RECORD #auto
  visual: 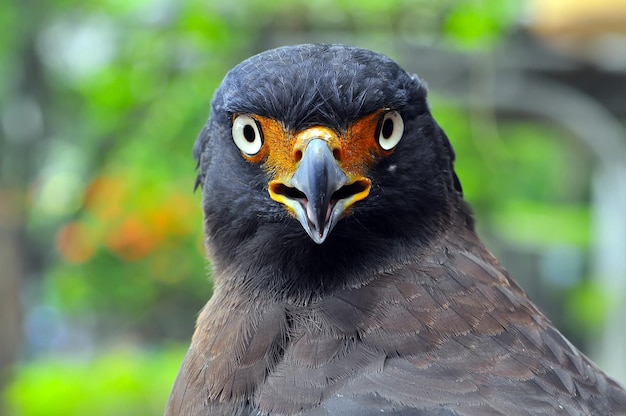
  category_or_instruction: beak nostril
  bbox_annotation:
[332,148,342,162]
[294,149,303,163]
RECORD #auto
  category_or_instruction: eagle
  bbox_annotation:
[165,44,626,415]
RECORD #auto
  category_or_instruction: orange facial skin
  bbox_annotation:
[233,109,393,242]
[236,109,391,184]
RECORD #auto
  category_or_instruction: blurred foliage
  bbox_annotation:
[1,0,612,414]
[3,0,527,346]
[563,280,610,335]
[4,346,185,416]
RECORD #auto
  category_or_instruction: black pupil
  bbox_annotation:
[381,118,394,139]
[243,124,256,143]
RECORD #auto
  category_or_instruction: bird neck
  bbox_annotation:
[186,219,504,410]
[205,203,474,305]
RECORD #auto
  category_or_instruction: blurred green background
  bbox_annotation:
[2,0,626,414]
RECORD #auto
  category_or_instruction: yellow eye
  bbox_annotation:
[377,111,404,151]
[232,115,263,156]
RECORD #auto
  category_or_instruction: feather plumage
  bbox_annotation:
[166,44,626,415]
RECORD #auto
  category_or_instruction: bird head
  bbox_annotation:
[194,44,469,281]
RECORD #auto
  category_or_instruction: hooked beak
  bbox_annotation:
[269,138,370,244]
